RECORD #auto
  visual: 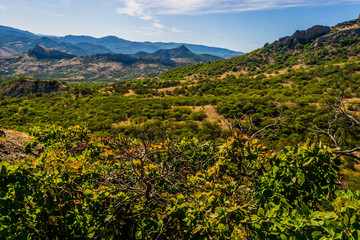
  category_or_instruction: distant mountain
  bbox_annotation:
[0,45,217,82]
[59,35,243,58]
[0,25,38,41]
[0,33,112,57]
[132,45,223,63]
[0,25,243,58]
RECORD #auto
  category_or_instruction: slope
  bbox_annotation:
[159,18,360,80]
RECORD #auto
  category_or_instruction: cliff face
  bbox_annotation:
[277,25,331,47]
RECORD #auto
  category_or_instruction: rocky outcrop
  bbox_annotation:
[293,25,331,41]
[278,25,331,47]
[28,45,76,59]
[314,28,360,47]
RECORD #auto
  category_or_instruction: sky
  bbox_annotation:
[0,0,359,52]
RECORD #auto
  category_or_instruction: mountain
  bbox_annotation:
[0,46,188,82]
[132,45,223,63]
[59,35,244,58]
[0,45,226,82]
[0,25,243,58]
[159,18,360,79]
[0,25,38,41]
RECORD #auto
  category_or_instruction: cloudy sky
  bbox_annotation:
[0,0,359,52]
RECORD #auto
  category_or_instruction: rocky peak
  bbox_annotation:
[28,45,76,59]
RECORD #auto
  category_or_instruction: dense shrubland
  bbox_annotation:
[1,125,359,239]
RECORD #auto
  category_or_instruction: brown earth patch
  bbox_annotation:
[0,129,33,162]
[190,105,230,130]
[124,90,135,96]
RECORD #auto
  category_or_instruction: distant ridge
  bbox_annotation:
[0,25,244,58]
[132,45,223,63]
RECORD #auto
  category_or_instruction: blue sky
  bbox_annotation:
[0,0,359,52]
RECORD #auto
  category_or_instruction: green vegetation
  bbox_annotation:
[1,18,360,239]
[1,126,359,239]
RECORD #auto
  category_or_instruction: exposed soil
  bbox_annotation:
[0,129,33,162]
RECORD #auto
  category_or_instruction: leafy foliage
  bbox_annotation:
[1,126,359,239]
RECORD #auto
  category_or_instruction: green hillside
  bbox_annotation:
[1,18,360,239]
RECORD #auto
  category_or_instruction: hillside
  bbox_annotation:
[0,78,67,98]
[0,25,243,58]
[1,17,360,240]
[159,18,360,80]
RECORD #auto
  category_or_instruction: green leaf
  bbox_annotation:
[216,207,225,216]
[105,215,113,222]
[208,195,216,205]
[84,189,92,196]
[258,207,264,216]
[344,213,349,226]
[280,234,288,240]
[303,157,314,166]
[177,194,185,204]
[218,223,227,232]
[297,172,305,185]
[311,231,323,240]
[350,215,356,225]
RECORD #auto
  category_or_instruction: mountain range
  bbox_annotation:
[0,44,220,82]
[0,25,244,58]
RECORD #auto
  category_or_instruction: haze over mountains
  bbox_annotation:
[0,25,244,59]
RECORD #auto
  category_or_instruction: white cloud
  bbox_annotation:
[115,0,360,19]
[153,22,165,29]
[116,0,154,20]
[0,4,6,10]
[172,26,187,33]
